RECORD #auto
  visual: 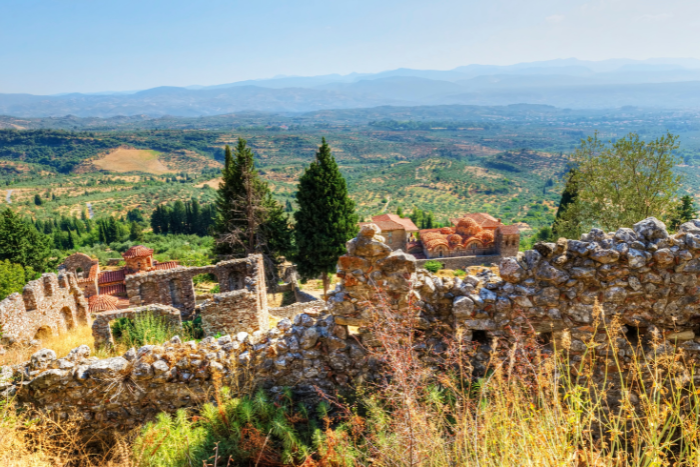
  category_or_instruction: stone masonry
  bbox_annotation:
[12,217,700,430]
[125,255,267,319]
[92,304,183,348]
[0,272,90,345]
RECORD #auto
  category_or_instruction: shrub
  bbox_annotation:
[110,313,179,348]
[423,260,442,273]
[454,269,466,277]
[133,388,361,466]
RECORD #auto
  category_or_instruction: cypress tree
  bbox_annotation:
[66,230,75,250]
[294,138,358,294]
[552,168,581,238]
[170,201,187,234]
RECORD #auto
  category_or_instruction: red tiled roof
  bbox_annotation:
[153,261,179,271]
[122,245,154,259]
[77,263,99,284]
[88,294,119,313]
[500,225,521,235]
[451,213,502,228]
[98,269,126,284]
[99,283,127,296]
[371,214,419,232]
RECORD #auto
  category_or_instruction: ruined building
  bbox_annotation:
[0,273,90,344]
[360,214,419,251]
[409,212,520,267]
[60,246,179,312]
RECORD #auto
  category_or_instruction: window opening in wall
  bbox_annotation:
[193,273,219,295]
[471,330,489,345]
[625,325,648,348]
[34,326,52,340]
[61,306,75,330]
[169,280,182,306]
[536,331,552,347]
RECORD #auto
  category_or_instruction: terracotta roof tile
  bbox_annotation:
[500,225,521,235]
[98,269,126,284]
[88,294,119,313]
[153,261,179,271]
[371,214,419,232]
[99,283,127,296]
[122,245,154,259]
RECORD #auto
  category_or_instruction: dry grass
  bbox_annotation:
[195,177,222,189]
[0,325,117,367]
[92,148,171,175]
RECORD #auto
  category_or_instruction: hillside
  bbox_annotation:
[1,104,699,233]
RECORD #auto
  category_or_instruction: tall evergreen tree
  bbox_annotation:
[552,168,581,238]
[294,138,358,294]
[129,221,144,241]
[214,140,293,263]
[669,195,697,230]
[0,209,52,272]
[170,200,187,234]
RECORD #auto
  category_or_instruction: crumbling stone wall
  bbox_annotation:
[125,255,267,319]
[12,217,700,430]
[91,304,183,348]
[0,273,90,345]
[1,310,366,430]
[199,289,268,337]
[329,218,700,372]
[269,300,327,320]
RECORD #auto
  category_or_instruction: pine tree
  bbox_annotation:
[669,195,697,230]
[0,209,52,272]
[214,140,293,262]
[0,260,28,300]
[294,138,358,294]
[129,221,143,241]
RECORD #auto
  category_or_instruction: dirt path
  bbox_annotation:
[86,202,94,219]
[6,190,12,204]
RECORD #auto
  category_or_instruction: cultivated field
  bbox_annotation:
[92,148,171,174]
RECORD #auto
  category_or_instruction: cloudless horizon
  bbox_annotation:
[2,0,700,95]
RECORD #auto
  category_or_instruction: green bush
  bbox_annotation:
[454,269,466,277]
[133,388,360,467]
[423,260,442,273]
[110,312,181,348]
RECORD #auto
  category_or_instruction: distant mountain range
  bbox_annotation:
[4,58,700,117]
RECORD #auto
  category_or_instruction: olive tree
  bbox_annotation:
[569,131,682,231]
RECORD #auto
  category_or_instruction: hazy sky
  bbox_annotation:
[2,0,700,94]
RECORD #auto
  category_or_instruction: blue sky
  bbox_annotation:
[2,0,699,94]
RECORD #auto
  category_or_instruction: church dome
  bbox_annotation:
[456,217,482,237]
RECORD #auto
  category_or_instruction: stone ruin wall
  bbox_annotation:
[0,273,90,345]
[1,311,362,431]
[11,217,700,429]
[125,255,267,322]
[329,217,700,373]
[92,305,183,348]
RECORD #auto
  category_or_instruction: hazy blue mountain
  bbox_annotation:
[3,58,700,117]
